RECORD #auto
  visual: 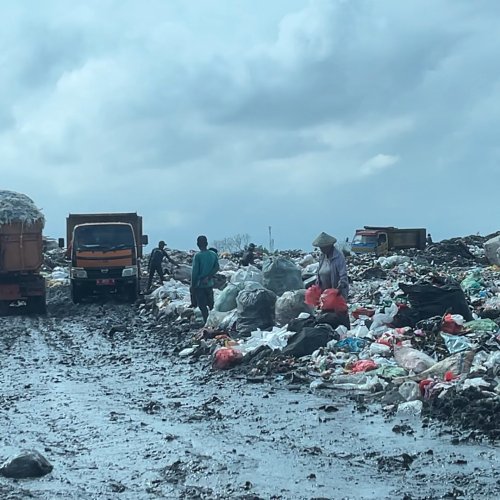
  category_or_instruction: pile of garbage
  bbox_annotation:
[141,235,500,440]
[0,190,45,226]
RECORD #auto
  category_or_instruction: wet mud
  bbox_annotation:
[1,289,499,499]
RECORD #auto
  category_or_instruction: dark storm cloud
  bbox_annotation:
[0,0,499,249]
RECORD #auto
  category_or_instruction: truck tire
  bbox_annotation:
[71,287,82,304]
[0,301,9,316]
[125,284,138,303]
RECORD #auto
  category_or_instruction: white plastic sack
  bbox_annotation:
[484,235,500,266]
[299,254,315,267]
[275,290,313,326]
[376,255,411,269]
[214,283,243,312]
[370,303,398,332]
[398,381,420,401]
[205,310,232,329]
[397,400,423,416]
[235,326,294,355]
[394,346,436,374]
[172,264,192,282]
[230,265,263,285]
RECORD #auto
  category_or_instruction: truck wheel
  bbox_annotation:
[71,287,82,304]
[126,284,138,303]
[0,301,9,316]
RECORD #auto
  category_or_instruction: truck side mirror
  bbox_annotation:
[58,238,65,248]
[141,235,149,245]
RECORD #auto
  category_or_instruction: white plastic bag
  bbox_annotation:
[394,346,436,374]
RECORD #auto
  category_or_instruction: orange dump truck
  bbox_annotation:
[60,213,148,303]
[0,191,46,314]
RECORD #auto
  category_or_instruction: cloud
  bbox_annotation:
[0,0,499,249]
[360,154,400,176]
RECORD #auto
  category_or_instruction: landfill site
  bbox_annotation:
[1,190,500,500]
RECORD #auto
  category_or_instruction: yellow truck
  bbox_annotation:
[352,226,427,256]
[60,213,148,303]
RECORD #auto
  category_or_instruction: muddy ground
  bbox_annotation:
[1,287,499,500]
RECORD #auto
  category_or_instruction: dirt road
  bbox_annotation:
[1,291,499,499]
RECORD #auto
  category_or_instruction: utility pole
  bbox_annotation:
[268,226,274,253]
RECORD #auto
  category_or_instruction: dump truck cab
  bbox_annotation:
[62,213,147,303]
[352,230,388,256]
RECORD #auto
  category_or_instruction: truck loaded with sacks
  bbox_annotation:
[0,191,47,314]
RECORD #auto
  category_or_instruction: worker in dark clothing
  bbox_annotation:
[426,233,433,245]
[191,235,220,323]
[146,240,178,291]
[240,243,256,266]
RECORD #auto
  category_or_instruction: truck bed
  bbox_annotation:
[0,221,44,273]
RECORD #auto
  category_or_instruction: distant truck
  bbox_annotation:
[0,191,46,314]
[351,226,427,256]
[59,213,148,303]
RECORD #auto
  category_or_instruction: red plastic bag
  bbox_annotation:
[212,348,243,370]
[441,314,464,334]
[351,359,378,373]
[305,284,322,307]
[352,307,375,320]
[319,288,347,313]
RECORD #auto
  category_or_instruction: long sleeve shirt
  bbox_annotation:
[316,248,349,300]
[191,250,220,288]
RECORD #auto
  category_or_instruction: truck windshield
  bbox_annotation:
[353,234,377,244]
[74,225,135,251]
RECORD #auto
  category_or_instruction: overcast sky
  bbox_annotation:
[1,0,499,251]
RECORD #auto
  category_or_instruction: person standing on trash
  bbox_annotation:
[426,233,433,245]
[240,243,256,266]
[313,232,349,300]
[146,240,178,292]
[191,235,220,323]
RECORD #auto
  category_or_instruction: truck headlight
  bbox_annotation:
[122,266,138,277]
[71,267,87,279]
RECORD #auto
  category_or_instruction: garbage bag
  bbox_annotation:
[440,333,473,354]
[287,315,316,333]
[394,346,436,374]
[236,288,277,335]
[172,264,192,282]
[275,290,313,326]
[315,311,350,330]
[398,381,420,401]
[212,348,243,370]
[231,265,263,285]
[319,288,347,313]
[219,310,238,332]
[484,235,500,266]
[464,318,499,333]
[205,310,231,329]
[262,257,304,297]
[399,282,473,322]
[305,284,322,307]
[460,271,482,293]
[335,337,367,353]
[441,314,464,334]
[370,303,399,331]
[351,359,378,373]
[282,325,332,357]
[214,283,243,312]
[374,365,408,379]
